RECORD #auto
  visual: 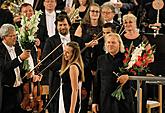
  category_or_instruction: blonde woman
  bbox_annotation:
[121,13,154,113]
[59,41,84,113]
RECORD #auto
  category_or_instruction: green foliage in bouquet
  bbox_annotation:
[15,10,42,71]
[111,41,155,101]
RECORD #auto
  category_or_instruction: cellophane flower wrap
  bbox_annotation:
[16,10,42,71]
[111,40,155,101]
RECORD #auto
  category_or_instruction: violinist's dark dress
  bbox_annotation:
[60,63,81,113]
[75,23,104,113]
[93,53,134,113]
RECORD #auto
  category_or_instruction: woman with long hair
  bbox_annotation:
[74,3,104,113]
[59,41,85,113]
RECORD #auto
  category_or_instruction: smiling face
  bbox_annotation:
[123,19,136,31]
[21,5,34,19]
[57,18,70,36]
[105,35,120,56]
[3,29,17,47]
[89,5,100,20]
[123,14,137,32]
[64,45,73,61]
[44,0,56,12]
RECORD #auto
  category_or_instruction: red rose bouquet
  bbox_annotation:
[111,40,155,100]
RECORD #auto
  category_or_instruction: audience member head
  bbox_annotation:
[103,23,117,36]
[83,3,103,25]
[20,3,34,19]
[123,13,137,32]
[101,2,116,22]
[55,13,71,36]
[44,0,56,13]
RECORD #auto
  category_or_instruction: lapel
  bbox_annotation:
[56,34,63,54]
[40,13,47,27]
[1,43,12,61]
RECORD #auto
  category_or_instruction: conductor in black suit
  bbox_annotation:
[92,33,134,113]
[41,13,75,113]
[0,24,31,113]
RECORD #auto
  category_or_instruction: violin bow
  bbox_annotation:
[22,42,63,79]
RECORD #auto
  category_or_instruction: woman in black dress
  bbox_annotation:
[121,13,154,113]
[59,41,85,113]
[74,3,104,113]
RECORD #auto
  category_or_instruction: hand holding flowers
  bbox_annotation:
[111,73,129,101]
[16,10,42,71]
[111,40,155,101]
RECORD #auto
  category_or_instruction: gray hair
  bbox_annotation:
[0,24,16,39]
[104,33,125,53]
[101,2,115,13]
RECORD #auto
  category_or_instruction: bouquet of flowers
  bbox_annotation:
[16,10,42,71]
[111,40,155,101]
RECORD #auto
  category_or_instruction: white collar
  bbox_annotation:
[45,10,56,16]
[59,33,70,41]
[2,41,15,52]
[105,20,113,23]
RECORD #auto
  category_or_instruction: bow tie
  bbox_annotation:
[8,47,15,53]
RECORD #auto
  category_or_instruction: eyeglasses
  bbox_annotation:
[90,10,100,14]
[102,11,113,14]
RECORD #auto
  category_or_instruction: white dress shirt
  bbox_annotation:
[105,20,114,23]
[59,33,71,50]
[45,10,56,37]
[2,41,23,87]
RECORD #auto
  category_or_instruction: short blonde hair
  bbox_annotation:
[104,33,125,53]
[123,13,137,23]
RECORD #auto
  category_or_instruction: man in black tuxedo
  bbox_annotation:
[0,24,31,113]
[41,13,75,113]
[37,0,57,51]
[101,2,121,32]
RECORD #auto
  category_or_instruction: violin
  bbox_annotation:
[21,71,43,112]
[33,80,43,112]
[21,77,35,111]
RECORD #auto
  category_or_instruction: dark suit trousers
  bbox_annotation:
[1,86,23,113]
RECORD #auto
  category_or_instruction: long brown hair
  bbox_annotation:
[60,41,85,82]
[82,3,104,25]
